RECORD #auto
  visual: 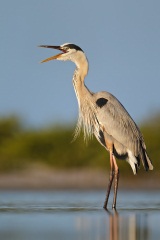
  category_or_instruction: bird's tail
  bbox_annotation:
[139,146,153,171]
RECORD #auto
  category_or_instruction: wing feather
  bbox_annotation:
[94,92,144,156]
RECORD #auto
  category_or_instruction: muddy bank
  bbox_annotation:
[0,167,158,190]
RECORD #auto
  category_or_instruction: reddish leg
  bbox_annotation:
[112,155,119,209]
[103,151,114,209]
[103,152,120,209]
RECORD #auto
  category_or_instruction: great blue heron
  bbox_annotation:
[39,43,153,209]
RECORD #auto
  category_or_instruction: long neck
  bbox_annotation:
[72,68,91,107]
[72,58,98,140]
[72,58,91,107]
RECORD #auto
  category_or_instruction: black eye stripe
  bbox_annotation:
[64,44,84,52]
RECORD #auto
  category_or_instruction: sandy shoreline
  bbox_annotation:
[0,168,158,190]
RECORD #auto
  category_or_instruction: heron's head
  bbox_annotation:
[39,43,89,75]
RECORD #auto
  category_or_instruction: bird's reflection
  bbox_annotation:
[75,209,149,240]
[105,209,149,240]
[107,209,119,240]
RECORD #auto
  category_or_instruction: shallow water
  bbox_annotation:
[0,190,160,240]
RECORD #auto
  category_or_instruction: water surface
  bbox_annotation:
[0,190,160,240]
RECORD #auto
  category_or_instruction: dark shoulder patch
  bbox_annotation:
[96,98,108,108]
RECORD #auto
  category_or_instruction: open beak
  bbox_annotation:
[38,45,64,63]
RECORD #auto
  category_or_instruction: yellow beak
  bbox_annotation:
[38,45,63,63]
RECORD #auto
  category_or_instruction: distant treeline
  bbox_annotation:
[0,115,159,174]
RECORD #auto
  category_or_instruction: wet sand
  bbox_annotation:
[0,167,158,190]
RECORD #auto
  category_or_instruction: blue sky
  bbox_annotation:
[1,0,160,127]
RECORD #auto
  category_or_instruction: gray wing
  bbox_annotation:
[94,91,145,156]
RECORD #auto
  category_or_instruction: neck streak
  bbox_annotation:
[72,67,98,141]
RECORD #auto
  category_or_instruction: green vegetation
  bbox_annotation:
[0,115,159,174]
